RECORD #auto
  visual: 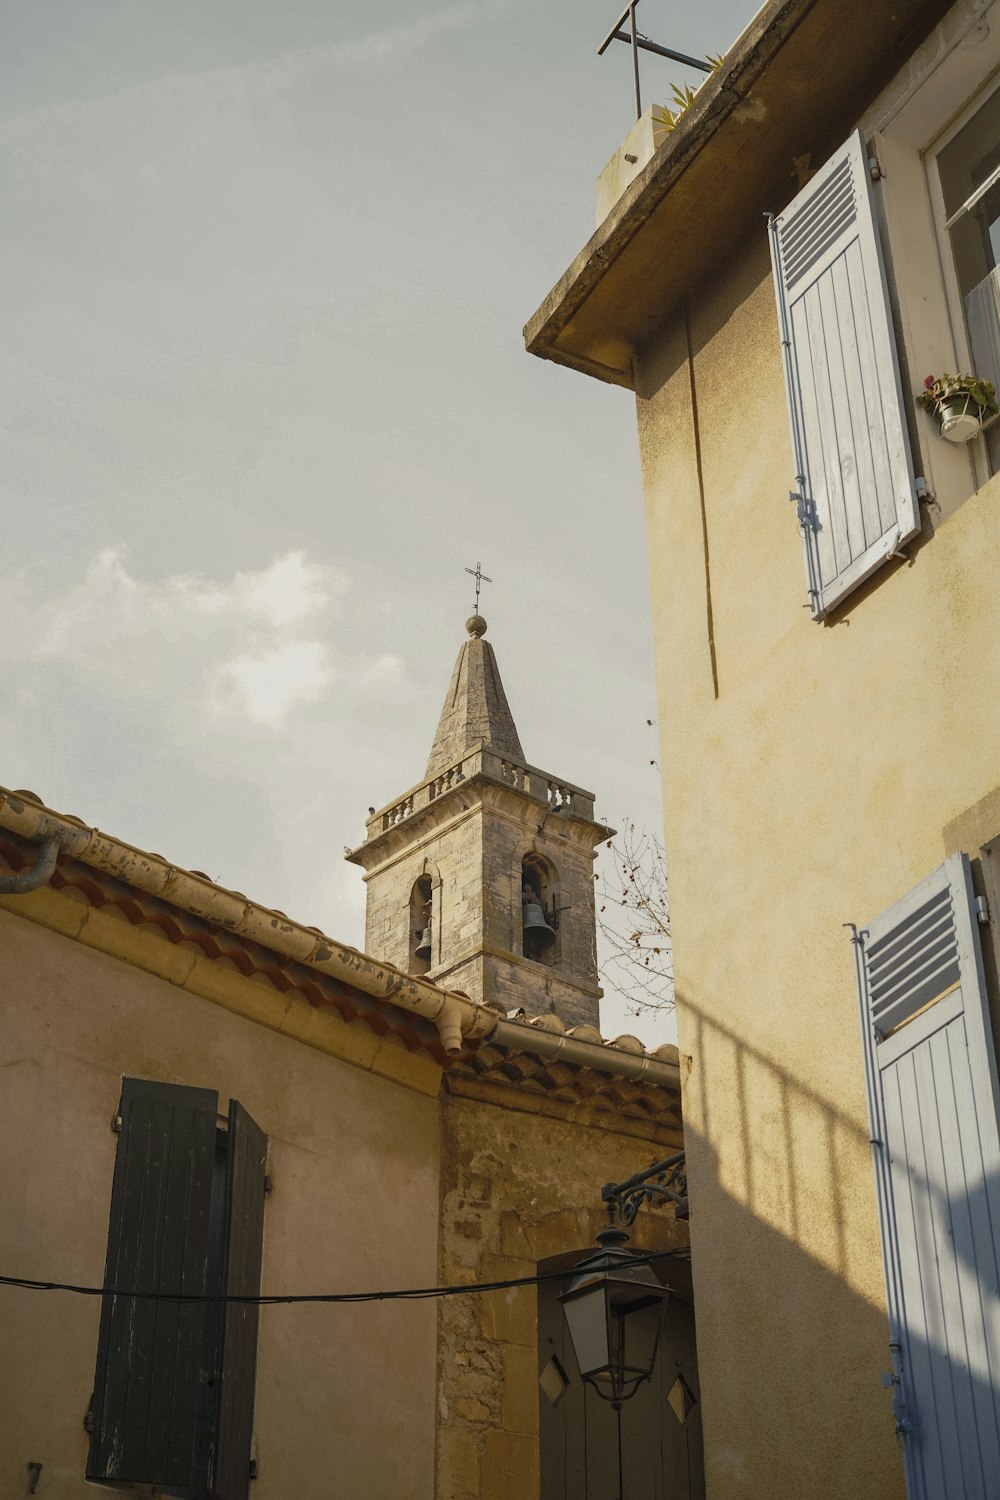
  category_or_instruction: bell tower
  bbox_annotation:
[346,613,611,1028]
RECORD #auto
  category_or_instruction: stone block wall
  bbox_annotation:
[356,780,603,1027]
[481,809,602,999]
[361,807,485,978]
[436,1083,686,1500]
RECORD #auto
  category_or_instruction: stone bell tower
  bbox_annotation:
[346,613,612,1028]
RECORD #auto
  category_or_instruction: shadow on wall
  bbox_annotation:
[678,989,1000,1498]
[680,991,874,1285]
[538,1253,704,1500]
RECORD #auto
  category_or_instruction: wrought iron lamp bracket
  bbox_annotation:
[602,1151,688,1226]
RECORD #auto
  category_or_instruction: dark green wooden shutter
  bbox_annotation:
[88,1078,218,1488]
[211,1099,267,1500]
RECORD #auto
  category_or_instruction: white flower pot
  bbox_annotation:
[938,397,983,443]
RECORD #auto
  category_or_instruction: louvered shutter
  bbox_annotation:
[211,1100,267,1500]
[769,132,920,618]
[88,1078,218,1489]
[855,856,1000,1499]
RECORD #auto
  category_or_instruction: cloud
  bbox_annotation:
[312,2,513,71]
[40,547,337,645]
[216,641,331,728]
[0,0,520,145]
[2,547,396,734]
[0,546,415,935]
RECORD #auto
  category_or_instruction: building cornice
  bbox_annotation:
[346,743,612,870]
[523,0,955,388]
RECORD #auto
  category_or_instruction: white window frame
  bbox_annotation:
[924,73,1000,491]
[864,1,1000,519]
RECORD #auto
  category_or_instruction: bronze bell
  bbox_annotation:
[522,900,557,957]
[414,924,432,961]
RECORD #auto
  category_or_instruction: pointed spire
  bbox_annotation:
[426,615,525,777]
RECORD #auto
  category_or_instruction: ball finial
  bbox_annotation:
[466,613,487,638]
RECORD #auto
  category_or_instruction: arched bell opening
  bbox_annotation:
[409,874,434,975]
[521,854,560,968]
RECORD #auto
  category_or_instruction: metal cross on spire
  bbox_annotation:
[465,561,493,613]
[598,2,711,121]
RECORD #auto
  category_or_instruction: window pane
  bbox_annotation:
[939,89,1000,473]
[940,88,1000,298]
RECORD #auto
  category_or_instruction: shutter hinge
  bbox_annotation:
[249,1459,259,1481]
[788,487,818,533]
[868,153,884,182]
[976,895,990,925]
[884,527,908,562]
[885,1340,913,1437]
[111,1112,122,1134]
[264,1173,273,1196]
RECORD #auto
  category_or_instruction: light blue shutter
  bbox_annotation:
[854,855,1000,1499]
[770,132,921,618]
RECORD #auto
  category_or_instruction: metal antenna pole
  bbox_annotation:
[598,2,713,118]
[629,2,641,119]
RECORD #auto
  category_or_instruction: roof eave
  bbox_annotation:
[524,0,955,390]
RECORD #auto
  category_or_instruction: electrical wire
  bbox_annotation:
[0,1250,689,1307]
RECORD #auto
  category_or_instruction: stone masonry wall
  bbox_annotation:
[481,810,601,1009]
[363,808,485,980]
[436,1083,686,1500]
[359,785,603,1028]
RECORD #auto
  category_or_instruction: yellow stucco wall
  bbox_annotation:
[634,211,1000,1497]
[0,903,440,1498]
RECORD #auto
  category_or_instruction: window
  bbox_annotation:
[87,1079,266,1499]
[769,130,921,619]
[854,855,1000,1494]
[936,85,1000,474]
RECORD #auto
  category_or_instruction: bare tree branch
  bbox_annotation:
[595,820,674,1015]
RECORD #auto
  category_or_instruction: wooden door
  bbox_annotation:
[537,1261,704,1499]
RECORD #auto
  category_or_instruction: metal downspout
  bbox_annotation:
[0,837,59,895]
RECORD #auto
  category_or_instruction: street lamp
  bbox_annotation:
[558,1152,686,1500]
[560,1150,687,1409]
[559,1224,670,1410]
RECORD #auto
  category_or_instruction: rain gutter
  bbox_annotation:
[0,790,680,1089]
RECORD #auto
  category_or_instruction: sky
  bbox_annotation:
[1,0,760,1045]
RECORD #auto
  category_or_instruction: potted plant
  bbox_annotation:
[916,372,998,442]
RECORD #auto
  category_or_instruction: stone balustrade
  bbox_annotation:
[378,794,413,832]
[366,745,597,840]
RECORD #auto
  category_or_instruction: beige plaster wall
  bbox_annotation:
[633,178,1000,1498]
[0,904,440,1499]
[435,1083,685,1500]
